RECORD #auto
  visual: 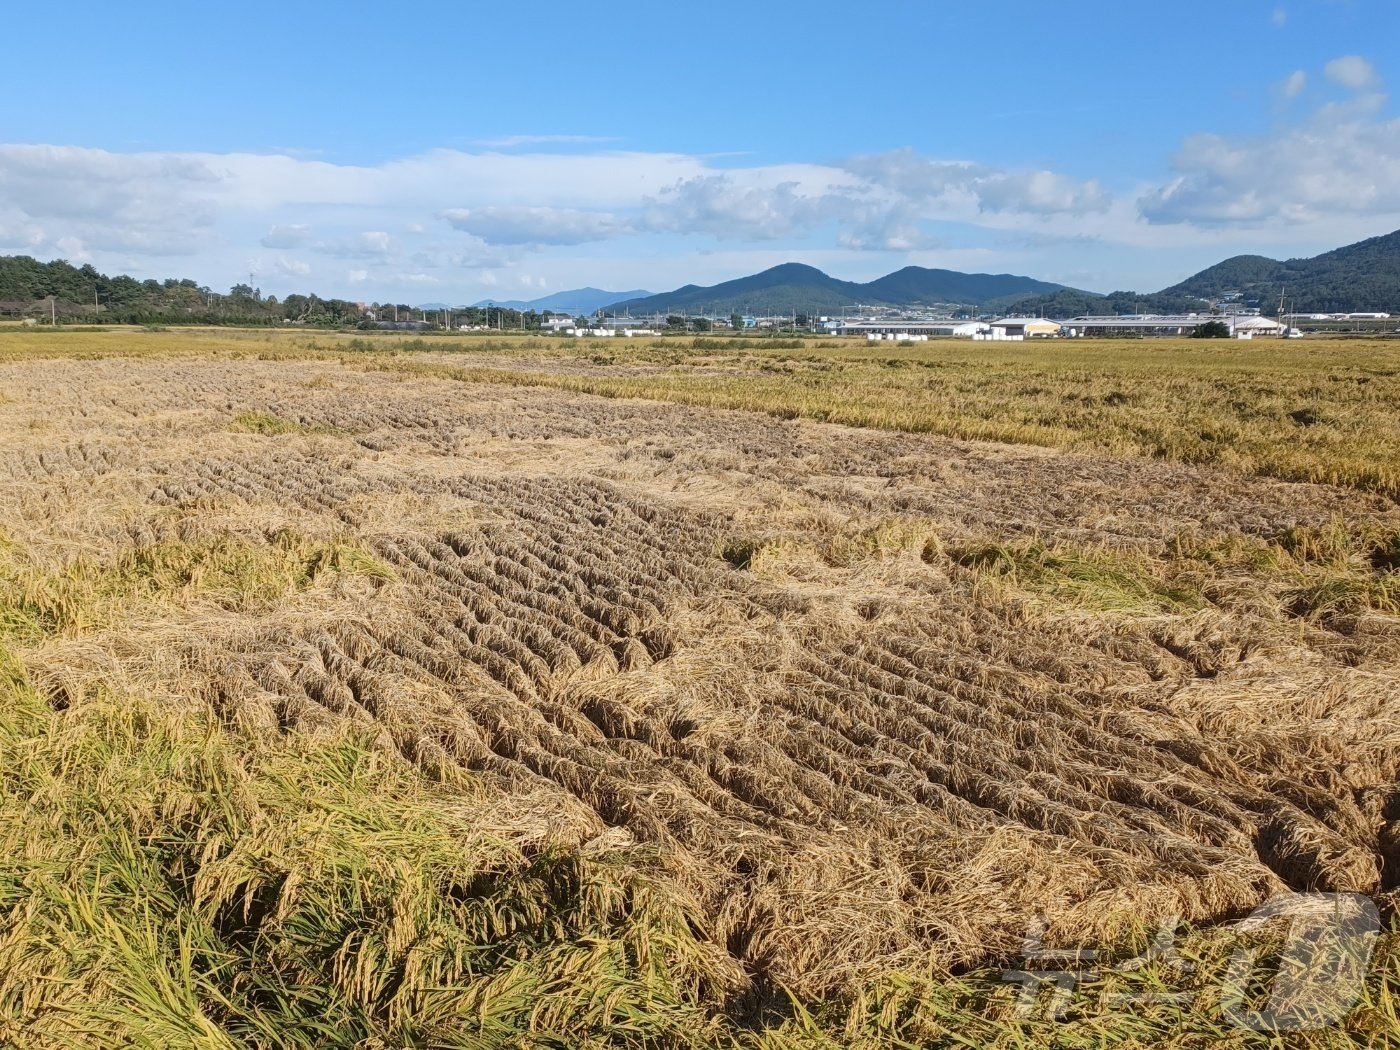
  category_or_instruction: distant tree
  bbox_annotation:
[729,312,743,330]
[690,317,712,332]
[1191,320,1232,339]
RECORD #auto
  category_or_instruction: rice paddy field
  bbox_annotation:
[2,327,1399,1048]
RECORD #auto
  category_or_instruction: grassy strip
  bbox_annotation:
[722,516,1400,621]
[227,410,346,436]
[953,522,1400,620]
[0,531,391,642]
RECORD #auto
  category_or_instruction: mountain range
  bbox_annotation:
[467,287,651,314]
[606,264,1068,316]
[1005,229,1400,317]
[596,229,1400,318]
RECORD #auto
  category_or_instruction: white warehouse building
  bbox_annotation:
[834,321,991,338]
[987,317,1063,338]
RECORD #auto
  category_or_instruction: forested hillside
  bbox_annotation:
[1160,229,1400,312]
[0,256,533,328]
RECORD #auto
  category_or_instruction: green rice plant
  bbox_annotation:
[0,654,739,1049]
[1170,520,1400,621]
[950,540,1205,614]
[0,531,392,643]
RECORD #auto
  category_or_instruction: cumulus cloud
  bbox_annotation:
[976,170,1111,215]
[1325,55,1379,91]
[1139,55,1398,228]
[0,218,45,251]
[439,206,627,245]
[54,236,91,263]
[842,150,981,204]
[640,174,854,239]
[311,231,396,258]
[842,148,1110,216]
[1139,107,1400,225]
[835,202,945,251]
[273,257,310,277]
[0,144,220,255]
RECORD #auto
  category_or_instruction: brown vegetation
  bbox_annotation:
[2,342,1399,1044]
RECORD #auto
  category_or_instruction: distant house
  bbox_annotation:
[988,317,1062,338]
[1229,316,1285,337]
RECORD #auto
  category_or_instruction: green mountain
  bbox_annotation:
[609,264,864,315]
[608,263,1071,315]
[1000,288,1209,319]
[861,266,1064,308]
[1004,228,1400,318]
[1160,229,1400,312]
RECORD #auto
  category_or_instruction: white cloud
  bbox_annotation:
[1325,55,1379,91]
[0,140,1115,287]
[1139,96,1400,225]
[54,236,90,263]
[976,170,1111,215]
[0,218,45,250]
[311,231,396,258]
[1278,70,1307,99]
[1271,6,1288,27]
[837,203,945,251]
[0,105,1395,303]
[640,174,854,239]
[0,144,219,255]
[842,148,1110,217]
[273,257,310,277]
[261,224,311,248]
[439,206,627,245]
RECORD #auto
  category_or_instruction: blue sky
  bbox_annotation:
[2,0,1398,302]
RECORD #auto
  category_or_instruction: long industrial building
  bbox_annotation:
[833,321,990,338]
[1060,314,1286,337]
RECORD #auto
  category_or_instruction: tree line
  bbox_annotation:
[0,256,549,329]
